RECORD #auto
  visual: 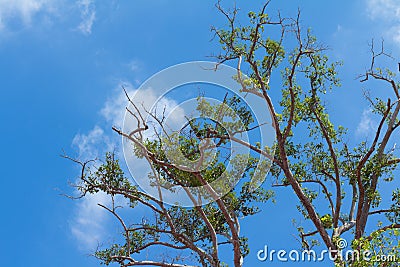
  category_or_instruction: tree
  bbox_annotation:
[66,1,400,266]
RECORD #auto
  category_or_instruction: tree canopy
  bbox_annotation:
[67,1,400,266]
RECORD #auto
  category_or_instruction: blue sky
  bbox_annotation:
[0,0,399,266]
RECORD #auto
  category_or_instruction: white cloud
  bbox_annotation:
[72,125,115,160]
[0,0,54,28]
[70,192,110,250]
[100,82,134,128]
[392,26,400,44]
[128,60,139,72]
[0,0,97,35]
[71,82,189,249]
[356,108,377,137]
[366,0,400,44]
[366,0,400,20]
[71,125,117,250]
[77,0,95,35]
[101,82,186,133]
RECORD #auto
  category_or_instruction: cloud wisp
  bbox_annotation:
[76,0,95,35]
[356,108,378,138]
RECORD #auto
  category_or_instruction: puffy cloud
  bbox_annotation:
[72,125,114,160]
